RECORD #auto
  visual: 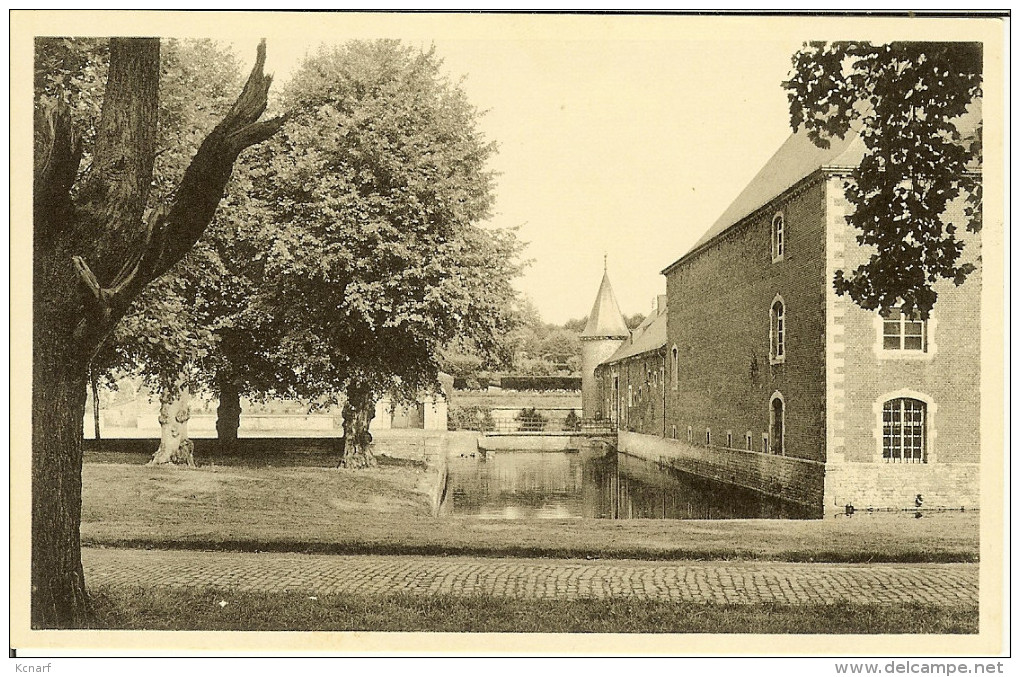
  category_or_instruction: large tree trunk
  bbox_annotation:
[32,38,283,627]
[215,375,241,447]
[148,383,195,467]
[339,383,378,469]
[88,367,101,441]
[32,260,90,627]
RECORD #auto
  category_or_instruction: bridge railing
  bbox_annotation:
[479,417,616,436]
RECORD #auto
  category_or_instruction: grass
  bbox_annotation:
[81,460,979,563]
[85,585,978,633]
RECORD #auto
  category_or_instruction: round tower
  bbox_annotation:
[579,265,630,419]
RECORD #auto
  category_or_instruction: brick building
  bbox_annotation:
[593,296,667,436]
[602,124,980,516]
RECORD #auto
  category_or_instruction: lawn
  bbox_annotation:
[86,585,978,633]
[81,458,979,563]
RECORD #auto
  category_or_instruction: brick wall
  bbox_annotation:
[618,430,824,513]
[598,351,667,436]
[664,178,828,463]
[824,178,981,510]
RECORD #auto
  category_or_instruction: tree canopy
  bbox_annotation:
[784,41,982,316]
[242,40,523,462]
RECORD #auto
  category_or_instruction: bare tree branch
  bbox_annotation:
[142,39,285,281]
[70,40,284,356]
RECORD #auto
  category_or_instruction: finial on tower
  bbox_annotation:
[603,252,607,272]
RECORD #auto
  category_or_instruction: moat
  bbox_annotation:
[440,444,813,520]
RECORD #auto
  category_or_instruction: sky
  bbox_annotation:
[227,23,802,324]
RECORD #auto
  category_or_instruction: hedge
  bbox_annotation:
[499,376,581,391]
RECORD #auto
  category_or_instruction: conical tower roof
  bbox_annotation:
[580,270,629,339]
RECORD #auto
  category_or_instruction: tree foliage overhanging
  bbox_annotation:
[784,41,982,317]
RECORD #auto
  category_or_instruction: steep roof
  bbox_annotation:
[580,271,630,339]
[662,129,864,274]
[664,102,981,276]
[601,303,667,364]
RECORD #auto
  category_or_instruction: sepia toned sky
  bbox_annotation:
[226,18,804,324]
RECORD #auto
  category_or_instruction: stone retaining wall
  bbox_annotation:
[477,435,586,452]
[617,430,825,513]
[824,462,979,513]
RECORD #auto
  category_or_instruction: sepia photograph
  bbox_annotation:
[10,9,1008,661]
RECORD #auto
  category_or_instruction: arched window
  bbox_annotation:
[770,392,785,455]
[772,212,785,261]
[883,398,927,463]
[770,297,785,364]
[671,345,679,390]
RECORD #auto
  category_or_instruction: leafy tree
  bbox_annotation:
[784,41,982,316]
[538,328,581,367]
[562,316,587,333]
[32,37,283,626]
[249,40,522,467]
[625,313,646,330]
[441,349,485,381]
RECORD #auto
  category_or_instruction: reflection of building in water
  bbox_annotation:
[582,452,811,520]
[445,451,584,519]
[582,116,981,516]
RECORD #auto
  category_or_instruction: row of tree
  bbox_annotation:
[42,38,526,469]
[442,300,647,382]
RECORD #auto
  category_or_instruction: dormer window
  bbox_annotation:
[771,212,785,262]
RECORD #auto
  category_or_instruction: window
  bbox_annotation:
[687,426,693,444]
[762,433,769,452]
[726,431,733,448]
[883,398,927,463]
[745,432,753,451]
[671,425,677,440]
[671,346,679,390]
[772,212,784,261]
[882,307,927,352]
[770,297,785,364]
[628,385,633,408]
[770,392,785,455]
[705,429,711,446]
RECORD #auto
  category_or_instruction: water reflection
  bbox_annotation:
[443,445,813,520]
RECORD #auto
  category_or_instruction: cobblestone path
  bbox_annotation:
[83,548,977,606]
